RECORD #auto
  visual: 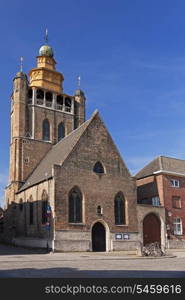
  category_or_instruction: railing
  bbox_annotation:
[56,104,63,110]
[46,101,52,108]
[32,98,73,113]
[65,106,71,112]
[36,99,44,105]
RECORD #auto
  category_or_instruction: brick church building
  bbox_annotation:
[2,41,167,253]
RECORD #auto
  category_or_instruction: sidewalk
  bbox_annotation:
[0,243,183,261]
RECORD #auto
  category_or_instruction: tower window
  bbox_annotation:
[58,122,65,141]
[93,161,104,174]
[42,119,50,141]
[65,97,71,107]
[45,92,52,108]
[57,95,63,104]
[65,97,71,112]
[45,92,52,101]
[36,89,44,99]
[56,95,63,110]
[114,192,126,225]
[69,187,82,223]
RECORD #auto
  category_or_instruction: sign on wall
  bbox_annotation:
[115,233,130,240]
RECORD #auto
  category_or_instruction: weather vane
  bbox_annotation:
[20,57,23,72]
[77,75,81,89]
[45,28,48,44]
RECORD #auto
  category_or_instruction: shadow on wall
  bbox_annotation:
[0,200,54,251]
[0,243,48,255]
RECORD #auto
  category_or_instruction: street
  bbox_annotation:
[0,243,185,278]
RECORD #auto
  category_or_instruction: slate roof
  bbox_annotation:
[18,111,98,192]
[135,156,185,179]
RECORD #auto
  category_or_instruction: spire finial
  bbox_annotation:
[20,56,23,72]
[77,75,81,88]
[45,28,48,44]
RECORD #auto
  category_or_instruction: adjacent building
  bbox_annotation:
[136,156,185,248]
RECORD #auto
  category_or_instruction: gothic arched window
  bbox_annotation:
[69,187,82,223]
[58,122,65,141]
[114,192,125,225]
[42,190,48,224]
[43,119,50,141]
[93,161,104,174]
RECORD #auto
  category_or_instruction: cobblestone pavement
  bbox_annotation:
[0,244,185,278]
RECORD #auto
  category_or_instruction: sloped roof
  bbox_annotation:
[18,111,98,192]
[135,156,185,179]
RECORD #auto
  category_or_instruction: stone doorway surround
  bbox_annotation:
[90,220,111,252]
[137,204,166,252]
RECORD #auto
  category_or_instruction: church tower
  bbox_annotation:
[6,38,86,205]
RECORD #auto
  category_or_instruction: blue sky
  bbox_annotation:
[1,0,185,207]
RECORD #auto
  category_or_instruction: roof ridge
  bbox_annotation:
[59,110,99,167]
[135,156,159,176]
[52,114,93,150]
[159,155,185,162]
[159,156,163,170]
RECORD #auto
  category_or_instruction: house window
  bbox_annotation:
[93,161,104,174]
[173,218,183,235]
[69,187,82,223]
[58,122,65,141]
[170,179,180,188]
[114,192,126,225]
[152,196,160,206]
[172,196,181,209]
[43,119,50,141]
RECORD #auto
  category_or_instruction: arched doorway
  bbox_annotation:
[143,213,161,245]
[92,222,106,252]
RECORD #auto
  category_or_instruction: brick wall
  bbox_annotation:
[55,114,138,235]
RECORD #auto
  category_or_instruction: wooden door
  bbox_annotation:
[143,213,161,246]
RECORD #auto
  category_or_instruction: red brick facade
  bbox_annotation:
[136,157,185,248]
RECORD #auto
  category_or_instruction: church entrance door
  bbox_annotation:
[92,222,106,252]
